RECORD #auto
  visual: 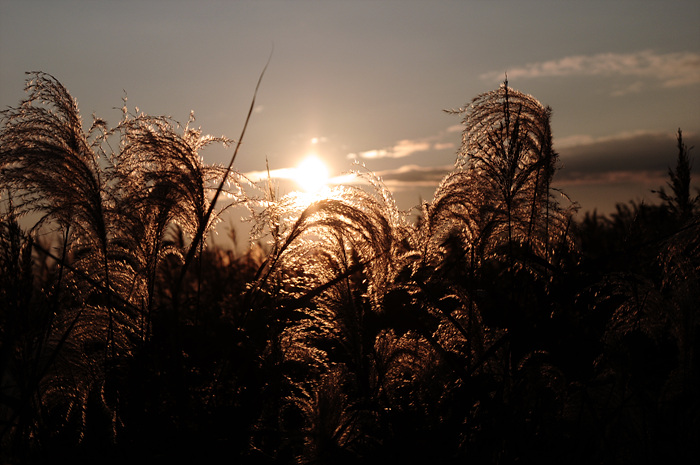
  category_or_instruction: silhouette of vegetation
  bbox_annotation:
[1,73,698,464]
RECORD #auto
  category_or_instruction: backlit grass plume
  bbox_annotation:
[0,71,249,449]
[436,81,576,268]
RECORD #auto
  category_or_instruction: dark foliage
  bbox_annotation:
[1,74,698,464]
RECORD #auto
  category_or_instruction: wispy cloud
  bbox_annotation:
[434,142,456,151]
[244,130,698,202]
[348,139,432,160]
[481,50,700,92]
[347,125,459,160]
[373,164,453,187]
[242,167,296,183]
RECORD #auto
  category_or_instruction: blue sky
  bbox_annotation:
[2,0,699,220]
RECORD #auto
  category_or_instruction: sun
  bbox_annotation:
[294,155,330,192]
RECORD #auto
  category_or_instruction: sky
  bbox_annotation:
[2,0,700,232]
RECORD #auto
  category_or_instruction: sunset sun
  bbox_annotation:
[294,155,329,192]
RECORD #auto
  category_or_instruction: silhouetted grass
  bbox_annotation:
[1,73,698,464]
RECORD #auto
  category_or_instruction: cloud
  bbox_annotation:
[241,163,454,194]
[364,131,696,191]
[554,130,699,187]
[352,149,389,159]
[242,167,296,183]
[347,125,460,160]
[610,81,645,97]
[243,130,699,207]
[372,164,453,187]
[554,129,672,150]
[554,170,668,187]
[349,138,432,160]
[481,50,700,92]
[362,131,698,191]
[434,142,456,151]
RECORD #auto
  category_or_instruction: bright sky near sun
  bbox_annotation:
[1,0,699,219]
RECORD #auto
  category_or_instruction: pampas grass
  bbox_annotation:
[1,73,697,464]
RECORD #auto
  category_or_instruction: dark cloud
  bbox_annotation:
[481,50,700,93]
[365,130,700,193]
[555,131,700,186]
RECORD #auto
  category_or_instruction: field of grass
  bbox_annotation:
[1,72,698,464]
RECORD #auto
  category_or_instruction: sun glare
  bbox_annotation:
[295,155,329,192]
